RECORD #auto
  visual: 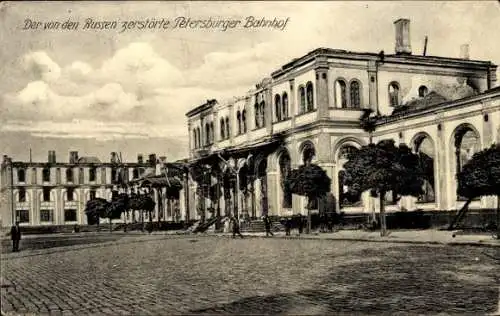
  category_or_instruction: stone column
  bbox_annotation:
[266,171,278,216]
[481,109,496,208]
[436,122,448,210]
[315,59,330,120]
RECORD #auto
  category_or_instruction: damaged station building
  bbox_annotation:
[185,18,500,227]
[1,19,499,229]
[0,151,166,228]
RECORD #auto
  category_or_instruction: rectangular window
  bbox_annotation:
[89,167,96,182]
[64,209,77,222]
[17,169,26,183]
[66,168,73,182]
[18,188,26,202]
[90,190,96,200]
[40,209,53,222]
[16,209,29,223]
[111,168,117,183]
[79,168,84,184]
[67,188,74,201]
[43,167,51,182]
[43,187,51,202]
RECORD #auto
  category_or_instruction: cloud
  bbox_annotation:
[2,40,281,137]
[22,51,61,82]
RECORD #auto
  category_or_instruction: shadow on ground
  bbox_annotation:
[190,245,499,315]
[1,235,122,253]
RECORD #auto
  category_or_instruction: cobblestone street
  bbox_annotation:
[1,236,499,315]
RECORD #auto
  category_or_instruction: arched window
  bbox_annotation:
[18,187,26,202]
[242,110,247,133]
[282,93,288,119]
[274,94,282,122]
[299,86,306,114]
[301,142,316,165]
[193,129,198,148]
[237,111,242,135]
[220,119,225,140]
[453,125,480,200]
[254,103,259,127]
[225,117,230,138]
[260,101,266,127]
[197,128,201,147]
[205,123,210,145]
[17,168,26,183]
[418,85,428,98]
[210,122,214,143]
[350,80,361,108]
[66,168,73,182]
[338,145,361,208]
[389,82,400,107]
[335,80,347,108]
[414,135,435,203]
[306,82,314,112]
[279,151,292,208]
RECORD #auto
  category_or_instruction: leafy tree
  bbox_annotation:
[343,139,425,236]
[129,193,156,230]
[457,144,500,238]
[360,109,378,144]
[103,193,129,232]
[84,198,109,230]
[285,163,331,233]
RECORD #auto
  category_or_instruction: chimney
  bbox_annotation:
[394,18,411,55]
[110,152,117,163]
[460,44,470,60]
[69,151,78,164]
[137,154,143,164]
[48,150,56,164]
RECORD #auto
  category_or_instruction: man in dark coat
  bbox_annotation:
[10,221,21,252]
[231,216,244,239]
[264,215,274,237]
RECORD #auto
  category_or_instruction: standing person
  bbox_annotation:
[285,218,291,236]
[264,215,274,237]
[298,215,304,235]
[10,221,21,252]
[231,216,244,239]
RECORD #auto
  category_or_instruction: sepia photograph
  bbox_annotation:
[0,1,499,315]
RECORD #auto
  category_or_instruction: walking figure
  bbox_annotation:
[231,216,244,238]
[10,221,21,252]
[264,215,274,237]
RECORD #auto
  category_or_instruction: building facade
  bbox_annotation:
[0,151,161,227]
[185,19,499,222]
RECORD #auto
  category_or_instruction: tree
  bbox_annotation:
[285,163,331,233]
[359,109,379,223]
[84,198,109,231]
[360,109,378,145]
[343,139,425,236]
[457,144,500,238]
[103,193,129,232]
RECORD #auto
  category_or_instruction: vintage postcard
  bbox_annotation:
[0,1,499,315]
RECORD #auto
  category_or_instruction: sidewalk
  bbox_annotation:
[213,229,500,247]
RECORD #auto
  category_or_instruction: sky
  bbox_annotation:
[1,1,499,163]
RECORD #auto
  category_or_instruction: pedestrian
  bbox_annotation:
[264,215,274,237]
[231,216,244,239]
[10,221,21,252]
[298,215,304,235]
[285,218,291,236]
